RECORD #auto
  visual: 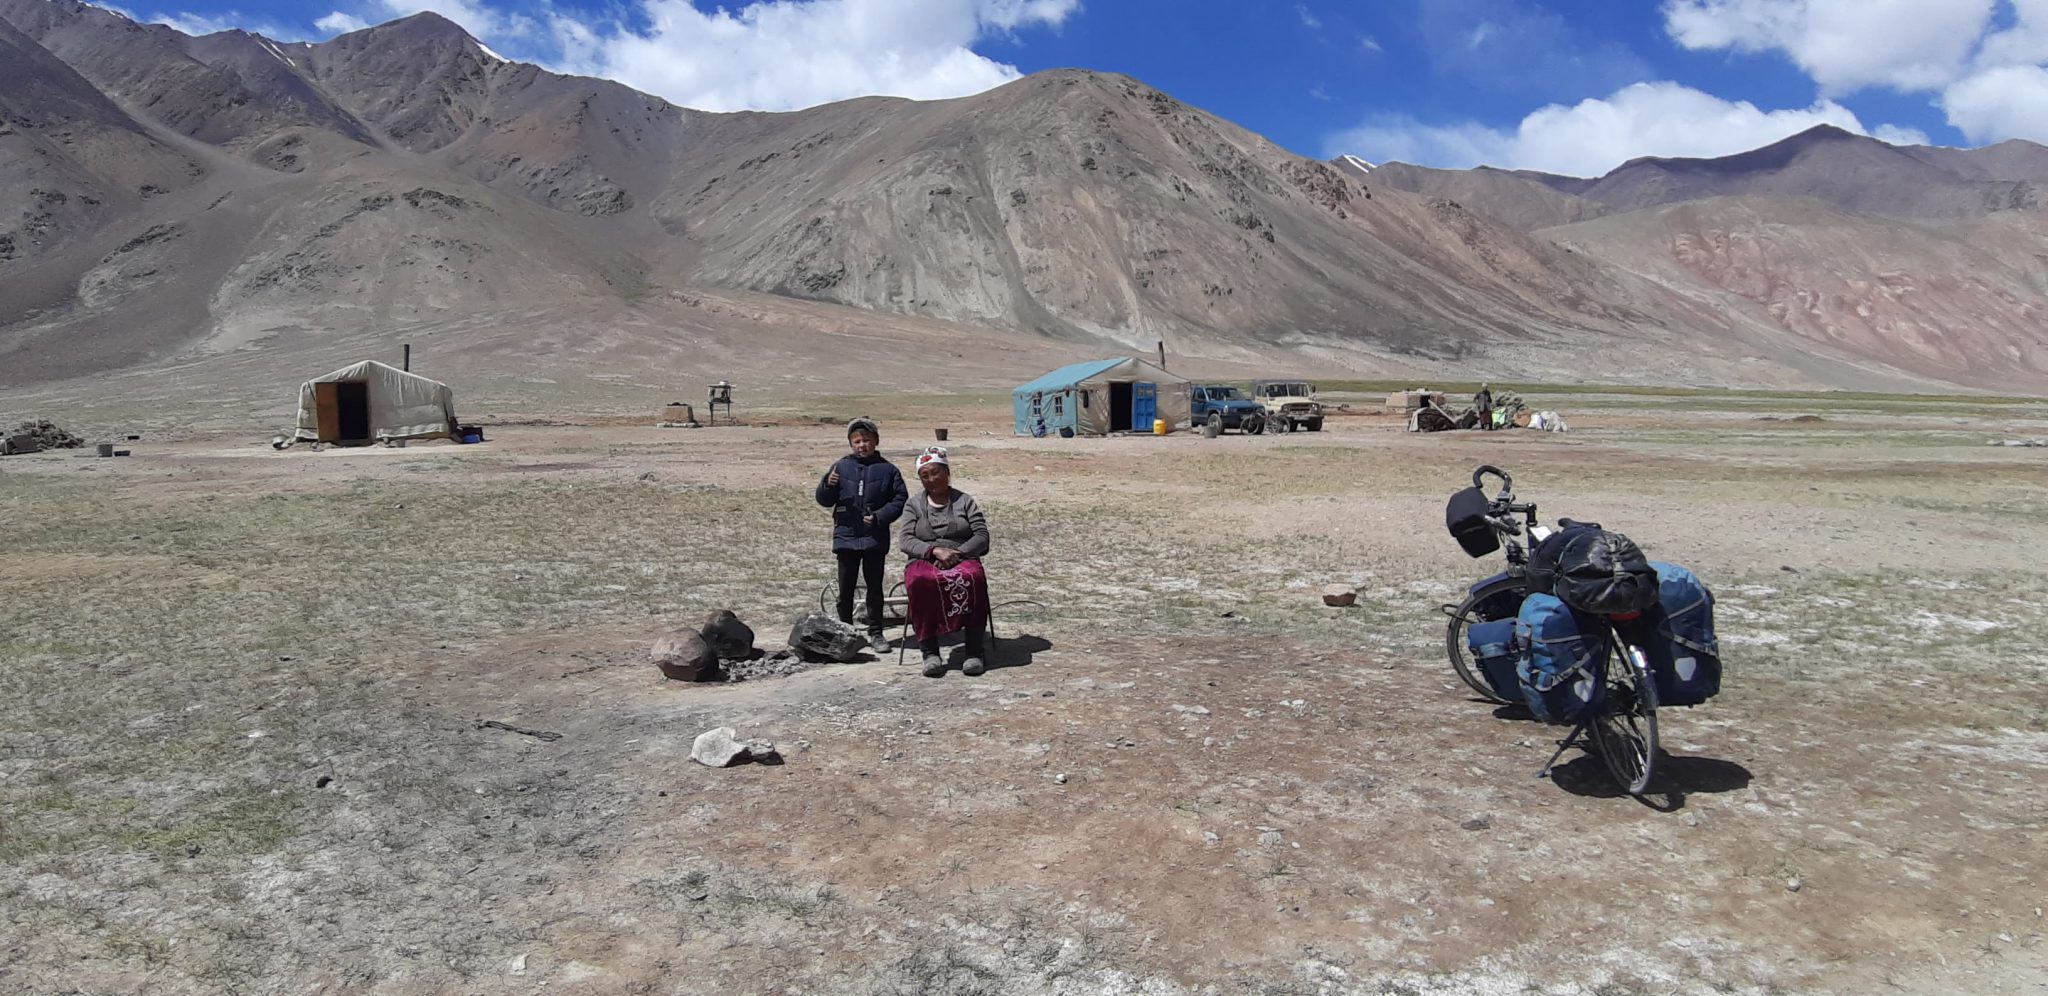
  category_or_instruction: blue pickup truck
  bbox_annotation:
[1190,384,1267,434]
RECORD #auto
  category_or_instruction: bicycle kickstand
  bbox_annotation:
[1537,720,1592,780]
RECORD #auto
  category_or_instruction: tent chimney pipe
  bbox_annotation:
[403,343,411,371]
[1157,339,1167,371]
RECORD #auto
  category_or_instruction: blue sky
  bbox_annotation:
[107,0,2048,177]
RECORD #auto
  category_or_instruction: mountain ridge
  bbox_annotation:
[4,2,2047,393]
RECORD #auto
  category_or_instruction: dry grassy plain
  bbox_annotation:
[3,386,2046,995]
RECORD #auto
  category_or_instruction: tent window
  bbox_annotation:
[1052,393,1065,416]
[1081,391,1090,409]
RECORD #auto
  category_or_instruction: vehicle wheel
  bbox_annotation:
[1592,644,1660,794]
[1244,413,1265,435]
[1442,575,1526,704]
[1207,412,1224,432]
[1270,417,1291,434]
[1305,418,1324,432]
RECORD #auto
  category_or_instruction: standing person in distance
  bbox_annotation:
[815,417,907,652]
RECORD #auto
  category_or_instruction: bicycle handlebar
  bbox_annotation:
[1472,465,1511,494]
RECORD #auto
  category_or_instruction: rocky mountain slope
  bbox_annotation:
[3,0,2047,393]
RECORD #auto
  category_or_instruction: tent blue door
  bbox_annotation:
[1133,382,1157,430]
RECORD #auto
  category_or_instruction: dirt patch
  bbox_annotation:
[2,393,2046,994]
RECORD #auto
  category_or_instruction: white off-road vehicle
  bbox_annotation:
[1251,379,1324,433]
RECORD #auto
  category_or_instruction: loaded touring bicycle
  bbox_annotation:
[1441,466,1724,795]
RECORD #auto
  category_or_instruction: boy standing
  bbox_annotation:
[815,417,908,652]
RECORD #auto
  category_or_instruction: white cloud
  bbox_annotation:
[1359,34,1381,53]
[545,0,1079,113]
[1978,0,2048,68]
[1872,122,1932,145]
[370,0,537,41]
[315,11,371,35]
[150,10,240,35]
[1663,0,1995,94]
[1295,4,1320,30]
[1943,63,2048,143]
[145,7,319,40]
[1327,80,1922,177]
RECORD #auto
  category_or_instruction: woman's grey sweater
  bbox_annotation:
[898,490,990,559]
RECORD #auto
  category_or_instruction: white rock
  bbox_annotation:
[691,727,750,767]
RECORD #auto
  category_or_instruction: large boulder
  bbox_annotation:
[787,614,867,663]
[701,610,755,660]
[651,630,720,681]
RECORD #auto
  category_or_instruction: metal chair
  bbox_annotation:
[889,574,998,666]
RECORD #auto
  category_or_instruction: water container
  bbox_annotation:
[1153,418,1167,436]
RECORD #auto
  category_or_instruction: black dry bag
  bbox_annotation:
[1553,529,1660,616]
[1445,487,1498,558]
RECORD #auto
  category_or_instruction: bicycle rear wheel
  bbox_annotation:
[1442,575,1526,704]
[1592,644,1659,794]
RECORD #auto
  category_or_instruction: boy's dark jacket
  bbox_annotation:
[814,453,907,553]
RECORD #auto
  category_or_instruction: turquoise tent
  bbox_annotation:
[1012,357,1191,436]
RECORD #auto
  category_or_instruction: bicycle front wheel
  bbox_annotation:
[1592,643,1660,794]
[1442,575,1526,704]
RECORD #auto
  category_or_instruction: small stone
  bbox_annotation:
[1460,815,1492,831]
[1171,704,1210,715]
[638,471,656,481]
[1785,878,1802,893]
[690,727,751,767]
[1053,772,1068,784]
[315,775,333,789]
[1321,585,1357,607]
[1781,565,1799,573]
[651,630,720,681]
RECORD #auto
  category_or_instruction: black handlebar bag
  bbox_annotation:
[1445,487,1499,558]
[1552,529,1660,616]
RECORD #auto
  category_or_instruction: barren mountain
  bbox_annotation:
[1549,197,2048,387]
[3,1,2047,394]
[1341,159,1608,232]
[1365,125,2048,227]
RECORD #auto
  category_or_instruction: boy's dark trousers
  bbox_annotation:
[836,549,886,630]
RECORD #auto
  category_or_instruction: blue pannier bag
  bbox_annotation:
[1644,562,1721,706]
[1464,617,1523,701]
[1515,593,1608,724]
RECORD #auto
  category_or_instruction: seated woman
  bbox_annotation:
[898,447,991,677]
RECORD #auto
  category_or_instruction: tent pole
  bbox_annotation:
[402,344,411,371]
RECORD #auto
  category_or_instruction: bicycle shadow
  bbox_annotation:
[1549,750,1753,811]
